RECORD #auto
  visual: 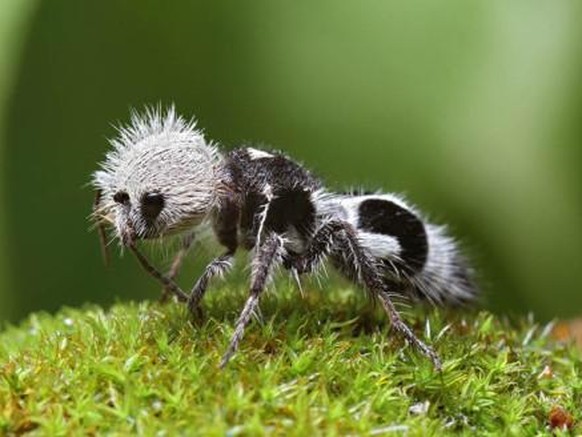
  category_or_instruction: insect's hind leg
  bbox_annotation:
[291,220,442,370]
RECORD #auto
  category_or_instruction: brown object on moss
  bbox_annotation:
[548,405,574,431]
[553,318,582,349]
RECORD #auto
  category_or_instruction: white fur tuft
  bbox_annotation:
[92,106,222,242]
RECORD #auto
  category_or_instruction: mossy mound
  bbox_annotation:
[1,287,580,435]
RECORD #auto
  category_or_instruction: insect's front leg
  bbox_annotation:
[187,251,236,318]
[128,243,189,303]
[287,220,442,370]
[160,232,196,303]
[220,233,284,368]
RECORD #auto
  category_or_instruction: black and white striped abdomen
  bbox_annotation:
[318,193,477,305]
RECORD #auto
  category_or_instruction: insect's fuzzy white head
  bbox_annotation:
[92,106,221,245]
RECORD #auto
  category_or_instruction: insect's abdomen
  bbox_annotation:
[334,194,477,305]
[357,197,428,273]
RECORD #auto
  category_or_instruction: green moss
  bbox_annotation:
[1,286,580,435]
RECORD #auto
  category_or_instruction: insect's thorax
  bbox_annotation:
[213,148,322,252]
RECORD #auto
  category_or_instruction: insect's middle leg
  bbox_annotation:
[220,233,284,368]
[288,220,442,370]
[187,251,235,317]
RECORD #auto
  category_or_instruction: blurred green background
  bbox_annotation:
[0,1,580,323]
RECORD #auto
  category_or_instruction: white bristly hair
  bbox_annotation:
[410,223,475,305]
[92,106,222,242]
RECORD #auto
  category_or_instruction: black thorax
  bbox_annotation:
[214,148,322,251]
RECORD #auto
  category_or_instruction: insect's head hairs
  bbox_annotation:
[92,189,111,265]
[91,106,222,244]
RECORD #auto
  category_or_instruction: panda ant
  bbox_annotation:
[92,107,477,370]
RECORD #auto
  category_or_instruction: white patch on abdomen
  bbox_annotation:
[357,232,400,260]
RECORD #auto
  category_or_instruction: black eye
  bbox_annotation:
[141,192,165,222]
[113,191,130,205]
